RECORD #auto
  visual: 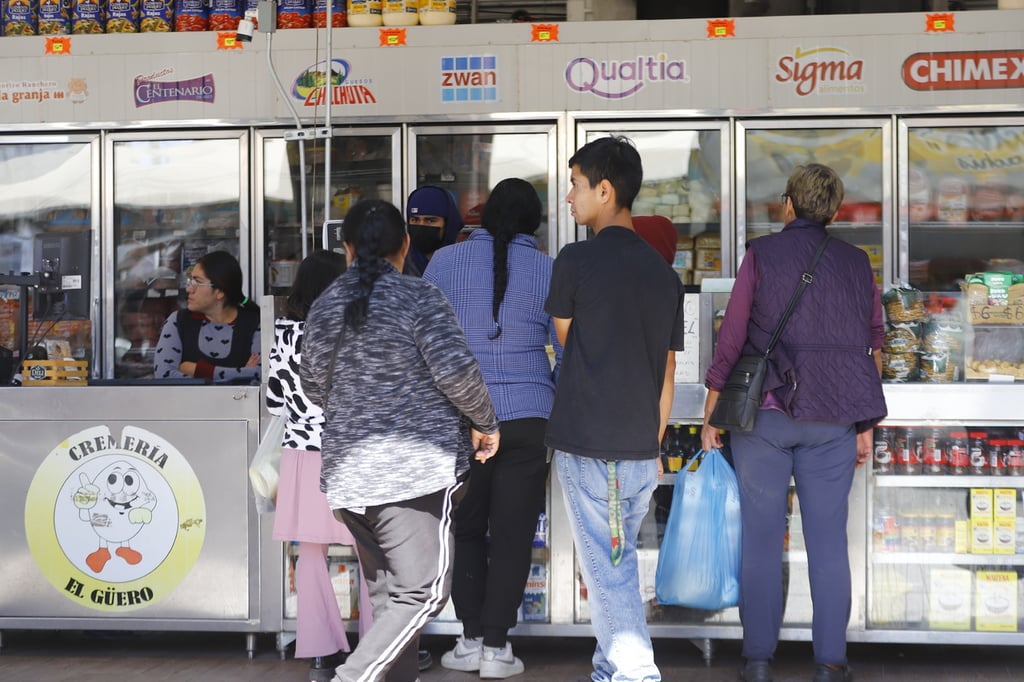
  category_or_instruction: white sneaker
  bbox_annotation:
[479,643,525,679]
[440,634,483,672]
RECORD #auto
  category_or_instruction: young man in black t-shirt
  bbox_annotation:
[545,136,685,682]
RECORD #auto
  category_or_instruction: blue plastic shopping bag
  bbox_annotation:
[654,447,741,610]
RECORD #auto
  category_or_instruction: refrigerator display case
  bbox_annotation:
[257,127,401,296]
[737,121,892,287]
[575,121,730,284]
[106,132,249,380]
[0,136,99,376]
[408,123,558,255]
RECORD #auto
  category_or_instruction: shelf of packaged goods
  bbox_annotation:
[873,475,1024,488]
[872,552,1024,566]
[747,221,882,234]
[910,221,1024,230]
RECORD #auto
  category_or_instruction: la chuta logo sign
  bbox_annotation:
[25,425,206,612]
[775,46,865,96]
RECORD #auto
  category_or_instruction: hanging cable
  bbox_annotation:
[265,26,310,259]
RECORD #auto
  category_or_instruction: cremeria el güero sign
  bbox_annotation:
[902,50,1024,91]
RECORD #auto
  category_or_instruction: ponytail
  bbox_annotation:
[341,200,407,332]
[482,178,543,341]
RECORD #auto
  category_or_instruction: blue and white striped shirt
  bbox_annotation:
[424,230,561,422]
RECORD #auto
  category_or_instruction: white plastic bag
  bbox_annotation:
[249,413,286,513]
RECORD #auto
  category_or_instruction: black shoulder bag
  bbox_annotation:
[709,235,831,433]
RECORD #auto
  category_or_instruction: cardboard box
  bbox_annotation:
[975,571,1018,632]
[673,249,694,271]
[971,517,993,554]
[994,517,1016,555]
[694,248,721,271]
[994,489,1017,518]
[962,280,1024,326]
[856,243,883,266]
[971,488,994,519]
[928,568,972,630]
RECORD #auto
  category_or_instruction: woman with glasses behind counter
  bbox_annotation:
[153,250,261,384]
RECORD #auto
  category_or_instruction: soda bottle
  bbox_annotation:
[948,431,970,474]
[897,427,920,475]
[922,427,947,475]
[989,439,1006,476]
[969,431,989,476]
[1007,439,1024,476]
[665,425,684,473]
[873,427,894,474]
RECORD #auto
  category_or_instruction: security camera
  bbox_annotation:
[237,10,257,42]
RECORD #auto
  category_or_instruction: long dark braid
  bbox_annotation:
[341,200,407,332]
[482,178,542,340]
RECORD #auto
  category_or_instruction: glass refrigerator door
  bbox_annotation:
[738,121,892,287]
[106,132,248,380]
[257,128,401,296]
[576,123,729,285]
[408,124,557,255]
[0,136,99,376]
[901,120,1024,293]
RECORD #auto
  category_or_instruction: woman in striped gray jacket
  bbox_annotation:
[301,199,500,682]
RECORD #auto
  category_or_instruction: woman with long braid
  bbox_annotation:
[424,178,561,680]
[301,199,500,682]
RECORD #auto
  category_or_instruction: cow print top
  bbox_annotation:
[266,318,323,451]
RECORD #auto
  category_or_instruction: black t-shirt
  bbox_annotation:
[544,225,686,460]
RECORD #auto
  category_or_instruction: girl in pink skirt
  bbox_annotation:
[267,250,372,680]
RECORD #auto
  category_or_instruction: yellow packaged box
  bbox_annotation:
[971,516,993,554]
[927,567,972,630]
[974,571,1018,632]
[971,488,993,519]
[856,243,883,266]
[993,517,1016,555]
[694,248,721,271]
[994,489,1016,518]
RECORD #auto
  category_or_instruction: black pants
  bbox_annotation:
[450,417,549,648]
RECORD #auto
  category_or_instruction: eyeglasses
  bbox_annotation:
[184,276,215,289]
[780,192,791,206]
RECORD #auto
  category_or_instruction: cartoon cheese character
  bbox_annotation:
[72,461,158,573]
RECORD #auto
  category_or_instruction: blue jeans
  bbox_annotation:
[555,451,661,682]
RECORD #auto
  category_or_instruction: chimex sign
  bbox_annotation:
[902,50,1024,91]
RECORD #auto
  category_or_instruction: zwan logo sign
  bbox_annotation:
[440,55,498,103]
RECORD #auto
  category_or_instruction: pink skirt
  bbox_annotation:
[272,448,355,546]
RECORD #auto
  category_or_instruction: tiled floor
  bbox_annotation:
[0,630,1022,681]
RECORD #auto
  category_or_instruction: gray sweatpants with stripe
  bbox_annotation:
[333,481,465,682]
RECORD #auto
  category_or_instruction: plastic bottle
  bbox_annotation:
[1007,439,1024,476]
[873,427,894,474]
[418,0,455,25]
[382,0,418,25]
[896,427,920,475]
[969,431,989,476]
[872,488,898,552]
[922,427,947,475]
[989,439,1006,476]
[665,425,684,473]
[346,0,382,25]
[948,431,969,474]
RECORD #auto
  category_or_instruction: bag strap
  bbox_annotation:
[764,235,831,357]
[323,322,348,401]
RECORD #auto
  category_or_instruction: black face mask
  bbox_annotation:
[408,224,444,255]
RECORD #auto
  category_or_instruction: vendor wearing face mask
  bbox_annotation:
[404,185,464,277]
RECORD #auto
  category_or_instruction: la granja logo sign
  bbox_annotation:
[775,46,865,97]
[565,53,689,100]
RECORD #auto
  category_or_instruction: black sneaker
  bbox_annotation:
[417,649,433,671]
[738,659,773,682]
[812,664,853,682]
